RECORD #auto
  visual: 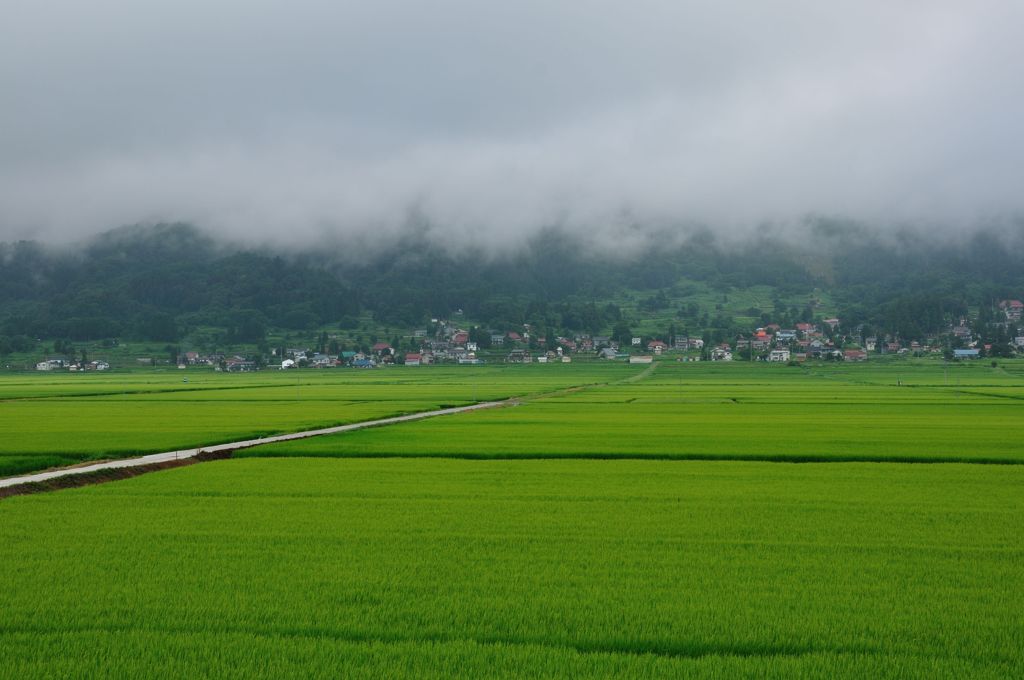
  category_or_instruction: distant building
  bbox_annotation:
[405,353,422,366]
[953,349,980,360]
[1000,300,1024,321]
[768,349,790,362]
[629,355,654,364]
[647,340,668,354]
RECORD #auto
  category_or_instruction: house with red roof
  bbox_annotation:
[647,340,668,354]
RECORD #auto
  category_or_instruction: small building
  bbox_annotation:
[953,349,980,360]
[506,349,530,363]
[405,353,422,366]
[629,355,654,364]
[843,349,868,362]
[225,359,257,372]
[768,349,791,362]
[1000,300,1024,321]
[647,340,668,355]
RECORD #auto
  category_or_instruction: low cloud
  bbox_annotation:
[1,1,1022,251]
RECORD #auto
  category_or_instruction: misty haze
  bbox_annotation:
[1,3,1022,679]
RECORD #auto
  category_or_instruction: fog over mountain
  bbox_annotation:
[2,1,1022,250]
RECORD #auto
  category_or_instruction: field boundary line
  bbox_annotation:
[0,400,515,493]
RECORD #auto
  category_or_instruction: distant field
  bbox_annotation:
[243,360,1024,464]
[0,458,1019,678]
[0,364,631,476]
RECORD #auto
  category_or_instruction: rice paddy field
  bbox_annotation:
[243,360,1024,464]
[0,364,627,476]
[2,359,1023,678]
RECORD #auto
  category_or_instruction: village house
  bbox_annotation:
[688,337,704,350]
[489,334,505,346]
[310,353,335,368]
[775,329,797,343]
[35,358,67,371]
[952,325,972,342]
[1000,299,1024,321]
[647,340,668,355]
[225,357,257,372]
[506,349,531,363]
[768,349,791,362]
[711,347,733,361]
[843,349,868,362]
[404,353,422,366]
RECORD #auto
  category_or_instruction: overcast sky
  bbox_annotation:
[1,0,1022,249]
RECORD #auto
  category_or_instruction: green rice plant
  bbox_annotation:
[0,458,1020,678]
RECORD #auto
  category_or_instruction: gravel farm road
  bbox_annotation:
[0,400,513,490]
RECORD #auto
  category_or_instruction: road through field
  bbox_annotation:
[0,399,513,490]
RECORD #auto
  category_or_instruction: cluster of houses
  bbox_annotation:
[34,358,109,371]
[33,299,1024,372]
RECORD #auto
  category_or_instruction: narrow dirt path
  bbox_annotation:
[0,363,657,494]
[0,400,512,491]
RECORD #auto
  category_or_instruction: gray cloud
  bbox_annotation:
[1,1,1022,248]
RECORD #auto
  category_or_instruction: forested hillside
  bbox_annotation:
[1,221,1022,350]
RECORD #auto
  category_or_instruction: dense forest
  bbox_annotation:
[1,222,1022,351]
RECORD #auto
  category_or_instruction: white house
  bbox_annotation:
[768,349,791,362]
